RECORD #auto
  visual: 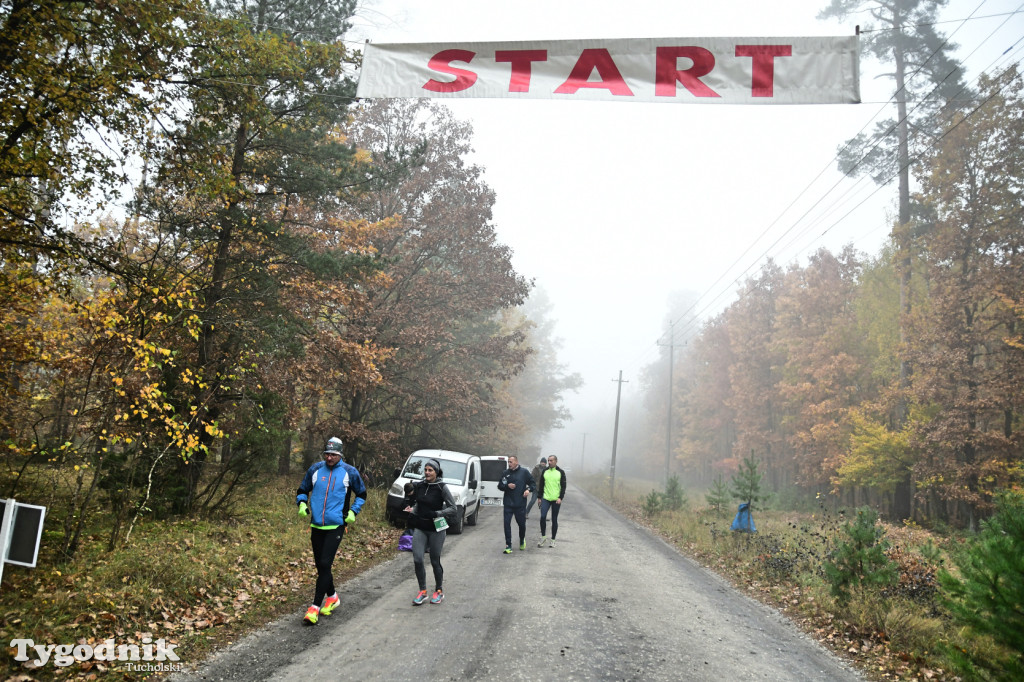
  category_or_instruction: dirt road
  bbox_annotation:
[172,486,861,681]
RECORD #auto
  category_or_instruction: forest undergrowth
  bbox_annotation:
[2,471,1015,682]
[0,474,403,681]
[578,474,1019,682]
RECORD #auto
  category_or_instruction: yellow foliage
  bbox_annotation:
[832,408,913,492]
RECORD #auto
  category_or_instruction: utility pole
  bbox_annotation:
[580,432,587,474]
[657,321,678,485]
[610,370,627,500]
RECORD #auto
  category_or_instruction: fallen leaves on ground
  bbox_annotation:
[2,526,403,680]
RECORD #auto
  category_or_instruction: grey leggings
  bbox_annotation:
[412,527,446,591]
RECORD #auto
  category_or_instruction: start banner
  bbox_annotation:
[357,36,860,104]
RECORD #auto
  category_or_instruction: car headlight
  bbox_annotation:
[389,483,404,496]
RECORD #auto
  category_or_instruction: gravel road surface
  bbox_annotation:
[171,485,861,681]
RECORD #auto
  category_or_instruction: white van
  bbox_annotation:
[479,455,509,508]
[385,449,481,534]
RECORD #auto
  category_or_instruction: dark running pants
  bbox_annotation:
[525,491,539,516]
[503,506,526,546]
[539,499,562,539]
[411,527,446,591]
[310,526,344,607]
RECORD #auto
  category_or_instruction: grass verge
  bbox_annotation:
[0,475,403,681]
[2,471,997,682]
[577,474,964,682]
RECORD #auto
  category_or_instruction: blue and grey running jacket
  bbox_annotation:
[296,460,367,528]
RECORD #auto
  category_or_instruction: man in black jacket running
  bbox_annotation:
[497,455,535,554]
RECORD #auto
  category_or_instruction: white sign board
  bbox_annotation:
[1,499,46,575]
[357,36,860,104]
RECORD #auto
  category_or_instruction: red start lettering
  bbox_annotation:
[554,48,634,96]
[421,43,794,98]
[655,46,719,98]
[735,45,792,97]
[423,49,478,93]
[495,50,548,92]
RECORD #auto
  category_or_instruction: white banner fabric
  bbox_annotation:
[357,36,860,104]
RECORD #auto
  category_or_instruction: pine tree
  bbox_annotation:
[661,474,687,512]
[823,507,897,602]
[938,493,1024,680]
[642,489,662,518]
[731,452,770,510]
[705,475,731,513]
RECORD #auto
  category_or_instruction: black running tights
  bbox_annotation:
[310,526,344,606]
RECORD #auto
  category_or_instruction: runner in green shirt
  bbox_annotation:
[536,455,567,548]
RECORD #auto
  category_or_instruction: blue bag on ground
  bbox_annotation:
[730,502,756,533]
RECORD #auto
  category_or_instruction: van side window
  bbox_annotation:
[481,459,506,481]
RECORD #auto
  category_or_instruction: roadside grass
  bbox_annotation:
[3,468,1001,681]
[0,474,402,681]
[577,474,969,682]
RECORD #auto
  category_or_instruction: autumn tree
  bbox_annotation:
[1,0,201,270]
[773,247,868,493]
[833,407,916,507]
[0,264,49,449]
[853,248,902,382]
[0,0,230,553]
[726,261,787,487]
[126,0,382,512]
[491,288,582,455]
[619,69,1024,531]
[679,314,737,485]
[826,245,923,513]
[909,66,1024,525]
[340,99,531,469]
[268,207,394,477]
[0,218,221,553]
[819,0,970,519]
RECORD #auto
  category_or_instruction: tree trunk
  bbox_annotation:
[891,34,914,523]
[278,432,292,476]
[302,400,319,470]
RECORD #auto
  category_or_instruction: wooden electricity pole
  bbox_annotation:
[657,321,679,485]
[610,370,627,500]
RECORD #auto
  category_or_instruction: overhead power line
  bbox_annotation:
[645,4,1024,354]
[859,8,1024,33]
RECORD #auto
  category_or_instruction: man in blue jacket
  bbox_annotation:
[497,455,535,554]
[296,436,367,625]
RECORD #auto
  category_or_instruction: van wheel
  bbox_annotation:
[466,502,479,526]
[449,505,465,534]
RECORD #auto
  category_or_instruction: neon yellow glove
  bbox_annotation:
[298,501,309,517]
[345,510,356,524]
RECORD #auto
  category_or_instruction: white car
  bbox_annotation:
[385,449,481,534]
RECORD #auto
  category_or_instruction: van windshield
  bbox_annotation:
[481,458,507,482]
[402,457,468,486]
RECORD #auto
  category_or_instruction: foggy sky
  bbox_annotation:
[349,0,1024,472]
